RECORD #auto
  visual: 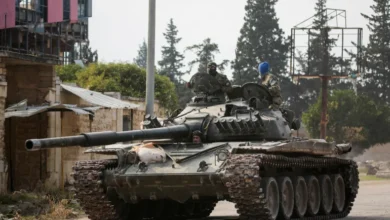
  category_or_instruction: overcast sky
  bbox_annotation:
[88,0,374,81]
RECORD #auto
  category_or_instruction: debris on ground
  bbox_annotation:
[0,188,83,220]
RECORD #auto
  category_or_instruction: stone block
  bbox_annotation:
[0,83,7,98]
[0,159,8,172]
[0,68,6,75]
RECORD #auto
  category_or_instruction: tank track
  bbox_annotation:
[71,159,120,220]
[221,154,359,220]
[71,159,217,220]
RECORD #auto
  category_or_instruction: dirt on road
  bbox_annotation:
[76,180,390,220]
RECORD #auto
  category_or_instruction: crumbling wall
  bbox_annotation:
[4,64,54,191]
[0,60,8,193]
[121,97,167,130]
[61,108,121,185]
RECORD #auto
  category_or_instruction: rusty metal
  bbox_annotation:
[320,76,329,139]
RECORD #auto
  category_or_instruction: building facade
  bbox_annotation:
[0,0,93,192]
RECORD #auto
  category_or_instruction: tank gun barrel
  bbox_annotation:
[25,125,190,151]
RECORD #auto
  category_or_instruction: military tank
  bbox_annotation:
[25,72,359,220]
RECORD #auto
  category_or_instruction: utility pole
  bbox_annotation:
[145,0,156,117]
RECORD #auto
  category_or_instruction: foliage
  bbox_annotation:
[133,40,148,69]
[76,63,178,110]
[158,19,193,108]
[357,0,390,104]
[72,41,98,65]
[158,18,186,84]
[229,0,311,116]
[55,64,83,82]
[302,90,390,152]
[186,38,228,73]
[292,0,354,116]
[359,174,388,181]
[0,188,82,219]
[231,0,289,85]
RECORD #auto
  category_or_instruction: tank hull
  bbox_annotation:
[71,140,359,220]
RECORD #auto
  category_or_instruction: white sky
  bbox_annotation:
[88,0,374,81]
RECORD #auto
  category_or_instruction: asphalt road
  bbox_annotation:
[77,179,390,220]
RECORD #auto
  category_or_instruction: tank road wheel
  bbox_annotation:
[305,176,321,216]
[332,174,346,213]
[277,177,294,219]
[262,177,280,219]
[319,175,334,215]
[293,176,308,218]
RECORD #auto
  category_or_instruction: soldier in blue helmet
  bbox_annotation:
[258,62,282,110]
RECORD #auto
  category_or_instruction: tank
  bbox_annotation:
[25,72,359,220]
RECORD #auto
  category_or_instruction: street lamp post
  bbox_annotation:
[145,0,156,117]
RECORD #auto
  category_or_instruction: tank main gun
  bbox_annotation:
[25,125,190,151]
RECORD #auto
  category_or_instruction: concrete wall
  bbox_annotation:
[0,60,56,192]
[122,97,167,130]
[0,61,8,193]
[59,91,121,186]
[6,64,54,191]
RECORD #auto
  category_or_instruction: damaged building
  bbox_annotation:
[4,82,140,191]
[0,0,93,192]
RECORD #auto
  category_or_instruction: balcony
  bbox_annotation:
[0,0,92,65]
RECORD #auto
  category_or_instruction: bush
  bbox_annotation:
[57,63,179,111]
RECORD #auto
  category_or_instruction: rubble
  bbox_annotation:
[358,160,390,178]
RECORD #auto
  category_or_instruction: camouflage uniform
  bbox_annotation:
[261,73,282,110]
[213,73,232,94]
[207,62,232,96]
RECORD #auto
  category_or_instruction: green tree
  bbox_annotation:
[231,0,289,85]
[292,0,353,115]
[76,63,178,111]
[158,19,185,84]
[302,90,390,155]
[186,38,228,73]
[134,40,148,69]
[359,0,390,103]
[55,64,83,82]
[229,0,311,116]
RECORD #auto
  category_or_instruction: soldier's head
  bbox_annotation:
[258,62,270,78]
[192,130,202,143]
[208,62,218,76]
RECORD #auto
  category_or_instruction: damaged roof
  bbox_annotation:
[60,84,139,109]
[5,100,100,118]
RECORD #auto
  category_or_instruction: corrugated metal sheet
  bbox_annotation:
[5,103,95,118]
[61,84,139,109]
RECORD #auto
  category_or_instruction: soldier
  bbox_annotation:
[258,62,282,110]
[208,62,233,94]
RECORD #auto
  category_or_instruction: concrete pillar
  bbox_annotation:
[0,61,8,193]
[45,76,63,189]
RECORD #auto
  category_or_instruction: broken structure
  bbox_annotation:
[0,0,93,192]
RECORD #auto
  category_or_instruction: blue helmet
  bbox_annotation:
[258,62,270,76]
